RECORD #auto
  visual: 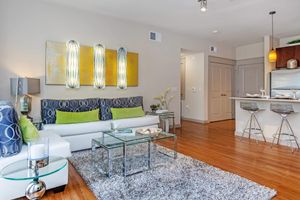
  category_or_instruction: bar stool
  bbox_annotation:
[270,103,300,150]
[240,102,266,142]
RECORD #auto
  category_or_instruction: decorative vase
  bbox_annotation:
[27,137,49,169]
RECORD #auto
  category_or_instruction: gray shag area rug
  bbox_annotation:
[69,144,276,200]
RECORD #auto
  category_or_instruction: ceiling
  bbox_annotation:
[41,0,300,46]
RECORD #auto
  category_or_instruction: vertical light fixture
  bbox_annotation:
[198,0,207,12]
[66,40,80,88]
[93,44,106,89]
[117,47,127,89]
[268,11,277,63]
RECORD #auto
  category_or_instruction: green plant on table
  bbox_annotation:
[150,104,160,111]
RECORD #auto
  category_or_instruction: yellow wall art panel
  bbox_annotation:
[45,41,139,87]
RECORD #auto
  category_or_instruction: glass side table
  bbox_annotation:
[0,156,67,200]
[146,111,176,134]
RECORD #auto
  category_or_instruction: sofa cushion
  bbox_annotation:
[111,106,145,120]
[43,120,112,137]
[0,130,71,171]
[19,115,39,144]
[100,96,143,120]
[55,109,99,124]
[111,115,159,129]
[41,98,101,124]
[0,104,22,157]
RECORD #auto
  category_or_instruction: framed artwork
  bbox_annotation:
[45,41,138,86]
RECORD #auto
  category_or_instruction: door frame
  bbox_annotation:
[208,56,235,122]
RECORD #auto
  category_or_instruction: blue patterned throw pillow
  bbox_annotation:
[100,96,143,120]
[0,103,23,157]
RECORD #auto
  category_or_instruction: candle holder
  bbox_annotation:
[27,137,49,170]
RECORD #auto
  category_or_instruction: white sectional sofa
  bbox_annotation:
[0,131,71,200]
[1,96,159,199]
[43,115,159,151]
[41,96,160,152]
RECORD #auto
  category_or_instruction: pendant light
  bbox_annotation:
[198,0,207,12]
[268,11,277,63]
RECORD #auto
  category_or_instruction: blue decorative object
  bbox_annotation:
[0,102,22,157]
[100,96,143,120]
[41,98,101,124]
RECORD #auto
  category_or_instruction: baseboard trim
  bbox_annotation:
[181,118,210,124]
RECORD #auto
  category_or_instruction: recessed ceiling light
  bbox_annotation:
[212,30,219,34]
[198,0,207,12]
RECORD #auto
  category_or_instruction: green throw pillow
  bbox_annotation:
[55,109,99,124]
[111,106,145,120]
[19,115,39,144]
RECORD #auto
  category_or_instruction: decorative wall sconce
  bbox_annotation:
[66,40,80,88]
[117,47,127,89]
[93,44,106,89]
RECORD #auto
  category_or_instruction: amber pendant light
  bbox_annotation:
[268,11,277,63]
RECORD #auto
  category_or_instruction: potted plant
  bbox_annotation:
[154,88,174,110]
[150,104,160,112]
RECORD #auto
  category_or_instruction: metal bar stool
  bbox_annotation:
[240,102,266,142]
[270,103,300,151]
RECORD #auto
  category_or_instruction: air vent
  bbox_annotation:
[209,46,217,53]
[149,31,162,42]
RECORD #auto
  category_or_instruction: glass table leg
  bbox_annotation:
[91,140,96,168]
[123,143,127,177]
[174,136,177,159]
[148,141,151,170]
[107,149,112,177]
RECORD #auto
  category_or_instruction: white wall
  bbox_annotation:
[236,34,300,61]
[0,0,235,124]
[236,42,264,60]
[279,35,300,47]
[181,53,205,121]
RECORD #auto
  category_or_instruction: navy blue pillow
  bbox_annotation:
[0,103,23,157]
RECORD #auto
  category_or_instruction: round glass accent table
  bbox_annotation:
[0,156,67,200]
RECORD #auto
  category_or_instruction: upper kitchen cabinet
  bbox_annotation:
[276,44,300,68]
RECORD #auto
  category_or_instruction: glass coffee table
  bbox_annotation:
[151,131,177,159]
[0,156,67,200]
[92,129,177,177]
[92,130,151,177]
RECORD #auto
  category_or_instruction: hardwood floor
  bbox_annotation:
[24,120,300,200]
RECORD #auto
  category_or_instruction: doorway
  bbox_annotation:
[208,56,235,122]
[180,49,206,123]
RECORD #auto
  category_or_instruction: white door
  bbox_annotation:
[236,63,264,97]
[209,63,233,122]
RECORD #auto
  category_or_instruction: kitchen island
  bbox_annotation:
[231,97,300,147]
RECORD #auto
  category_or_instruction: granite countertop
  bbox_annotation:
[230,97,300,103]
